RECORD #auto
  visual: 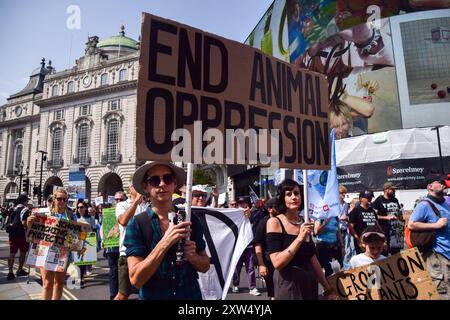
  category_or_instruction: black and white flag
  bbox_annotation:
[192,207,253,300]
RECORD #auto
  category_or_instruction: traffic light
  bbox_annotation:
[22,179,30,194]
[33,186,40,196]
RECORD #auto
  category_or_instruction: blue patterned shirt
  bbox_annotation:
[125,207,206,300]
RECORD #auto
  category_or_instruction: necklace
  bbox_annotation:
[284,214,302,226]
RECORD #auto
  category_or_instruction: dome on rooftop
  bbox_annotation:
[97,25,139,52]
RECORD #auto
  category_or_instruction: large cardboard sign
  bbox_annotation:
[137,13,330,170]
[328,248,440,300]
[26,209,90,252]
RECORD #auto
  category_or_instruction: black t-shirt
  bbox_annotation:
[8,205,30,239]
[349,205,378,238]
[372,196,401,231]
[253,215,270,264]
[253,216,269,247]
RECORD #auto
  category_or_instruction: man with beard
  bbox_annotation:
[373,182,403,255]
[409,173,450,300]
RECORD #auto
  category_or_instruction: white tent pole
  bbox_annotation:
[185,163,194,223]
[303,169,309,222]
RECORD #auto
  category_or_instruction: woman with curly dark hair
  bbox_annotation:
[266,179,336,300]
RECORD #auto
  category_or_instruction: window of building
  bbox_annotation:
[107,119,119,160]
[0,131,2,141]
[80,104,91,116]
[10,184,18,194]
[78,124,89,163]
[52,85,59,97]
[14,129,24,139]
[119,69,127,81]
[36,140,39,153]
[52,128,62,161]
[100,73,108,86]
[0,146,2,158]
[14,144,23,171]
[67,81,74,94]
[108,99,120,111]
[54,109,64,120]
[0,110,5,121]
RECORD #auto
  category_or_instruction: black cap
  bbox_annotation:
[265,197,276,209]
[15,193,29,205]
[237,196,250,205]
[359,190,374,199]
[425,173,447,186]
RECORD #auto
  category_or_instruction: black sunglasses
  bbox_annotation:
[193,193,208,199]
[145,174,175,188]
[115,198,124,202]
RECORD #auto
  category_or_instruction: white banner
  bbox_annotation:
[191,207,253,300]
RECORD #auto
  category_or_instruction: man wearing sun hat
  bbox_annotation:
[124,161,210,300]
[409,173,450,300]
[373,181,403,254]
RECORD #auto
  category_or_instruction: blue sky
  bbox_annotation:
[0,0,273,105]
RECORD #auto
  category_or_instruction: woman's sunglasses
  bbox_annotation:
[55,197,68,202]
[145,174,175,188]
[193,193,208,199]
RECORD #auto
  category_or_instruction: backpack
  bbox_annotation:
[5,206,28,235]
[135,208,154,250]
[405,200,441,253]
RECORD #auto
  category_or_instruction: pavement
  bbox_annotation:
[0,228,270,300]
[0,259,42,300]
[0,230,78,300]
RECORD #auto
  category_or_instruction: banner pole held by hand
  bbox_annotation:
[185,163,194,223]
[303,169,311,242]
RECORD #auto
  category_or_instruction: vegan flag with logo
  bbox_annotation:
[191,207,253,300]
[294,130,339,220]
[248,186,259,206]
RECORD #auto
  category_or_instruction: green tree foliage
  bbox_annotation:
[193,168,216,186]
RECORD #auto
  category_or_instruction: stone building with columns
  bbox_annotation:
[0,27,142,204]
[0,26,233,205]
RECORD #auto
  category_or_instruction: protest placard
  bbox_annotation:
[26,242,70,272]
[26,209,90,252]
[72,232,98,266]
[102,207,119,248]
[95,196,103,206]
[327,247,440,300]
[136,13,330,170]
[107,195,115,204]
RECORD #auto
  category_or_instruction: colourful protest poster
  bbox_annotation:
[327,247,440,300]
[26,210,90,252]
[26,242,70,272]
[102,207,119,248]
[72,232,98,266]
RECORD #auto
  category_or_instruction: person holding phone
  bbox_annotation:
[124,161,210,300]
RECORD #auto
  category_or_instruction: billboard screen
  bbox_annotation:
[246,1,450,139]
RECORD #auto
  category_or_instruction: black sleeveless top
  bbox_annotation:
[266,216,317,268]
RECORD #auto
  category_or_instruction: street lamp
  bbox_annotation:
[18,161,24,193]
[37,150,48,206]
[431,126,444,175]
